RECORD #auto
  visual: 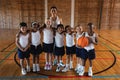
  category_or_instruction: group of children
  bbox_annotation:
[16,19,98,76]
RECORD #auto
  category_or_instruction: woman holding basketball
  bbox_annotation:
[78,23,98,76]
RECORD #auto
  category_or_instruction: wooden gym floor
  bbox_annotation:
[0,29,120,80]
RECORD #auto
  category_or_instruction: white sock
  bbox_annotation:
[49,62,51,65]
[66,64,69,67]
[33,64,36,67]
[89,67,92,70]
[33,64,36,72]
[60,60,62,63]
[78,64,80,67]
[78,64,82,68]
[36,64,40,71]
[46,62,48,64]
[36,64,39,66]
[70,61,73,64]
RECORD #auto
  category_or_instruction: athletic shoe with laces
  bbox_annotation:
[47,64,52,70]
[78,69,84,76]
[56,66,61,72]
[62,67,69,72]
[26,66,31,72]
[76,66,82,73]
[33,64,36,72]
[70,63,73,69]
[44,64,48,70]
[59,62,65,67]
[21,68,27,75]
[88,69,93,76]
[53,59,58,66]
[36,64,40,72]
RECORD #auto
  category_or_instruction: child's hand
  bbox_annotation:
[88,37,98,44]
[23,48,28,52]
[23,47,29,52]
[88,37,94,43]
[19,48,24,52]
[23,44,30,52]
[76,45,82,48]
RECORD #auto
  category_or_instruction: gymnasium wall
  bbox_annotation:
[0,0,120,29]
[101,0,120,29]
[75,0,99,29]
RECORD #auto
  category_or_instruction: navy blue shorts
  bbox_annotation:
[18,48,30,59]
[30,44,42,55]
[76,47,85,57]
[66,45,76,55]
[80,49,96,60]
[43,43,53,53]
[54,46,65,56]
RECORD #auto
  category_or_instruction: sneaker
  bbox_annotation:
[77,68,81,73]
[47,64,52,70]
[47,65,50,70]
[53,59,58,66]
[36,64,40,72]
[78,69,84,76]
[26,66,31,72]
[44,64,48,70]
[59,62,65,67]
[62,67,69,72]
[76,66,82,73]
[88,69,93,76]
[70,63,73,69]
[56,66,61,72]
[33,64,36,72]
[21,68,27,75]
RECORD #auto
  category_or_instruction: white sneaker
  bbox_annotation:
[76,68,82,74]
[26,66,31,72]
[53,59,58,66]
[76,66,82,73]
[21,68,27,75]
[33,64,36,72]
[62,67,69,72]
[70,63,73,69]
[36,64,40,72]
[47,65,50,70]
[56,66,61,72]
[79,69,84,76]
[44,64,48,70]
[59,62,65,67]
[47,64,52,70]
[88,69,93,76]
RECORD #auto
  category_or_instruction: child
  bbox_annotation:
[43,18,54,70]
[30,22,42,72]
[79,23,98,76]
[16,22,31,75]
[62,25,75,72]
[54,24,65,72]
[75,25,85,74]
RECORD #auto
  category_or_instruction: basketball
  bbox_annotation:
[77,36,89,48]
